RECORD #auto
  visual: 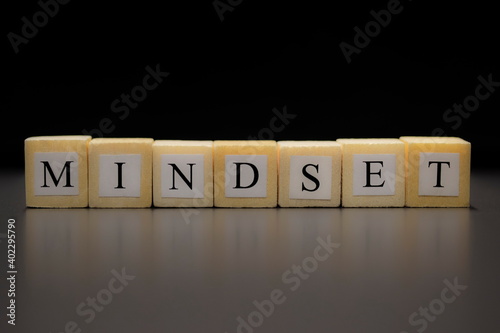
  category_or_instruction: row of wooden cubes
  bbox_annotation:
[25,136,471,208]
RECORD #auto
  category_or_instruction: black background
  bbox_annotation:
[2,0,498,169]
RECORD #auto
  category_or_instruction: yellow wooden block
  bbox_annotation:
[278,141,341,207]
[152,140,213,207]
[337,138,405,207]
[399,136,471,207]
[89,138,153,208]
[213,140,277,207]
[25,136,91,207]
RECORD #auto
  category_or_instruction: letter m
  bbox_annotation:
[40,161,74,187]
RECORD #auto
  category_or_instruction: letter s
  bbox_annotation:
[301,164,320,192]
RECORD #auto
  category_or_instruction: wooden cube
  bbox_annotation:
[213,140,277,207]
[399,136,471,207]
[337,138,405,207]
[278,141,341,207]
[25,135,91,207]
[89,138,153,208]
[153,140,213,207]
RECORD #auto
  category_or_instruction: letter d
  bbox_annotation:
[233,162,259,189]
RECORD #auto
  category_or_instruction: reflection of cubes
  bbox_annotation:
[278,141,341,207]
[214,141,277,207]
[25,136,91,207]
[400,137,471,207]
[153,140,213,207]
[89,138,153,208]
[337,139,405,207]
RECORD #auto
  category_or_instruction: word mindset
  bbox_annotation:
[24,136,471,208]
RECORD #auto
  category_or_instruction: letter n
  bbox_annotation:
[169,163,195,190]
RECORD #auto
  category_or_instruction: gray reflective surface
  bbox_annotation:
[1,171,499,332]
